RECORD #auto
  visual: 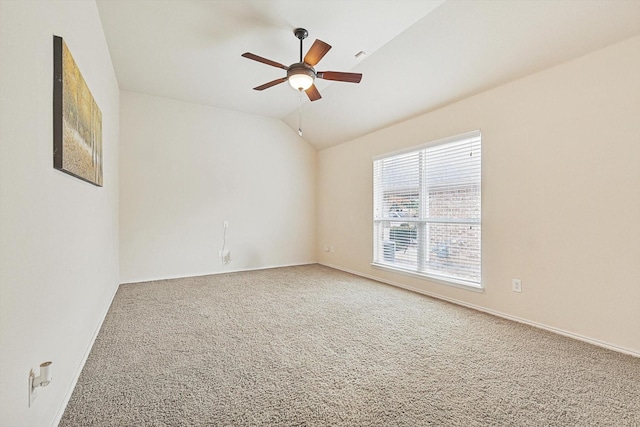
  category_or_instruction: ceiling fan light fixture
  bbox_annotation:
[287,64,315,91]
[288,73,314,91]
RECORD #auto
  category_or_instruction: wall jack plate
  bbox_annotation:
[219,249,231,264]
[28,369,37,407]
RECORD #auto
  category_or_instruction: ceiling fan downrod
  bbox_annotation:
[294,28,308,63]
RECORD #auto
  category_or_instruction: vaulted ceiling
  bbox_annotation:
[96,0,640,150]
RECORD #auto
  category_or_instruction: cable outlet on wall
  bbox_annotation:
[512,279,522,293]
[29,361,53,407]
[219,249,231,264]
[28,368,38,407]
[223,220,229,229]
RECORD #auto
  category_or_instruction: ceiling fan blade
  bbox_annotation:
[242,52,289,70]
[317,71,363,83]
[305,84,322,102]
[253,77,288,91]
[303,39,331,66]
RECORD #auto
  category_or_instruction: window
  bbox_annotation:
[373,131,481,288]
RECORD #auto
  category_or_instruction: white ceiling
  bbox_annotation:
[96,0,640,150]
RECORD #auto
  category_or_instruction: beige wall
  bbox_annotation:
[0,1,120,425]
[119,91,317,283]
[317,35,640,355]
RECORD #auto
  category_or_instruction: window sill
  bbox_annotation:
[370,262,484,293]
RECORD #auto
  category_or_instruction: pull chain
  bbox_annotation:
[298,89,303,136]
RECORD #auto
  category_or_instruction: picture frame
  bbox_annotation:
[53,35,103,186]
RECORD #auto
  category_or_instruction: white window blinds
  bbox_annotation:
[373,131,481,287]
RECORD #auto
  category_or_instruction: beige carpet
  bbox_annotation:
[60,264,639,426]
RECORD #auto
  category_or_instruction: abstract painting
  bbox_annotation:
[53,35,103,186]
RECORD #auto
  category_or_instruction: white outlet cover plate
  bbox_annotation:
[512,279,522,292]
[28,371,37,407]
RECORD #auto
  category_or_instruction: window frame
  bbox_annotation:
[371,130,482,290]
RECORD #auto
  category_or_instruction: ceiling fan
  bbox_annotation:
[242,28,363,102]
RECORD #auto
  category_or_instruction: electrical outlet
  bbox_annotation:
[323,245,329,252]
[512,279,522,293]
[223,220,229,229]
[329,246,335,253]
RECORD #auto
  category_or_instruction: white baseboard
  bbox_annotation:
[119,261,317,285]
[51,283,120,427]
[319,262,640,359]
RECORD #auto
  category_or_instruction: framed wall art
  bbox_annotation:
[53,35,103,186]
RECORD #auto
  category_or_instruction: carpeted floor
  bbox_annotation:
[60,264,640,426]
